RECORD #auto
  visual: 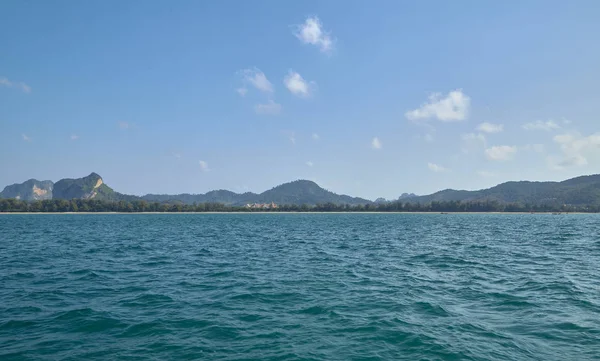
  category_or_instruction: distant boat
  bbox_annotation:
[440,212,448,214]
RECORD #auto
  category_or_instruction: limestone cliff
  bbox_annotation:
[52,173,119,200]
[0,179,54,201]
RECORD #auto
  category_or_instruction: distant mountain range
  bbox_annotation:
[0,174,370,205]
[2,172,600,206]
[141,179,371,206]
[407,174,600,206]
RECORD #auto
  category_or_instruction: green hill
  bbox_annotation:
[143,180,371,205]
[254,180,370,205]
[406,174,600,206]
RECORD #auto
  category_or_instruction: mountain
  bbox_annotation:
[4,172,600,207]
[256,180,370,205]
[142,190,258,205]
[52,172,133,201]
[398,193,418,200]
[0,179,54,201]
[143,180,371,206]
[405,174,600,206]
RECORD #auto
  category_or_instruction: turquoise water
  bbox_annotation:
[1,214,599,360]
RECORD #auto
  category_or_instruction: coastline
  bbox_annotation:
[0,211,591,215]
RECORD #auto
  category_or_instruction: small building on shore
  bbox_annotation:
[245,202,278,209]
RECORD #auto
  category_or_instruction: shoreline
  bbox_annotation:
[0,211,592,215]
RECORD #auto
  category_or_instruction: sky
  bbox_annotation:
[1,1,600,200]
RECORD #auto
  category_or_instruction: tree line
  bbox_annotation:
[0,198,598,213]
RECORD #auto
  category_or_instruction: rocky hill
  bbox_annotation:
[52,173,136,201]
[0,179,54,201]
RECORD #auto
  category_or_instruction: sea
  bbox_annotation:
[1,213,599,360]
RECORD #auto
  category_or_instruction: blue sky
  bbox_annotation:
[1,1,600,200]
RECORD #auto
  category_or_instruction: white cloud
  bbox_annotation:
[549,132,600,169]
[557,155,588,168]
[294,16,334,53]
[22,134,31,142]
[240,68,273,93]
[371,137,382,150]
[70,134,79,140]
[236,87,248,97]
[306,161,314,167]
[461,132,486,153]
[522,120,560,131]
[254,100,282,115]
[476,170,496,177]
[289,132,296,144]
[477,122,503,133]
[312,133,320,141]
[424,133,434,143]
[0,77,31,93]
[284,70,315,97]
[199,160,210,172]
[485,145,517,161]
[405,89,470,122]
[427,162,448,172]
[118,122,130,129]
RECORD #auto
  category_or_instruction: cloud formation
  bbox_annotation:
[371,137,382,150]
[522,120,560,131]
[284,71,315,97]
[22,134,31,142]
[485,145,517,161]
[549,132,600,169]
[477,122,503,133]
[236,87,248,97]
[428,163,448,172]
[240,68,273,93]
[306,161,314,167]
[70,134,79,140]
[405,90,470,122]
[312,133,320,141]
[199,160,210,172]
[0,77,31,93]
[254,100,282,115]
[294,17,333,53]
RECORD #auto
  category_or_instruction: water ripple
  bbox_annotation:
[1,213,599,360]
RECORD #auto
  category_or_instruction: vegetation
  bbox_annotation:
[3,172,600,208]
[51,173,135,202]
[0,179,53,200]
[1,198,598,213]
[409,174,600,206]
[143,180,371,205]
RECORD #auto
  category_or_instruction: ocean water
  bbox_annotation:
[1,214,599,360]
